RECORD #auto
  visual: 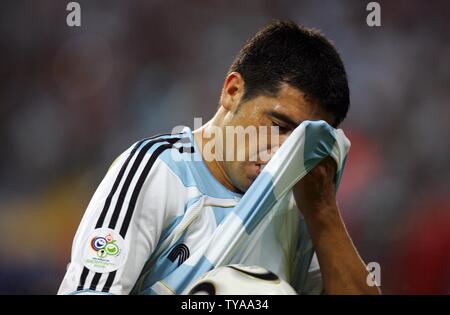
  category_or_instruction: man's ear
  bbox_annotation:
[220,72,245,112]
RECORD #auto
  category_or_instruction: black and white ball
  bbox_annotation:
[186,265,297,295]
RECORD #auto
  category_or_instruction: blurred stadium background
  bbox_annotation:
[0,0,449,294]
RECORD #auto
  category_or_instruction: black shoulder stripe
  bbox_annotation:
[78,133,181,293]
[96,133,183,229]
[95,139,146,229]
[77,267,90,291]
[89,272,102,291]
[107,136,180,230]
[101,270,117,293]
[101,140,180,292]
[119,142,177,237]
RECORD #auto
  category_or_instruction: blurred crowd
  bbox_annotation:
[0,0,449,294]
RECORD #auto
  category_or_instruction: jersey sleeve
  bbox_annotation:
[58,139,183,295]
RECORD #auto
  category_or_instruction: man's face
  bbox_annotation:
[221,83,334,193]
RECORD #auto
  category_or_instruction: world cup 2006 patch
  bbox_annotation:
[82,228,127,273]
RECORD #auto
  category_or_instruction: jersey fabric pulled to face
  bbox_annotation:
[58,125,341,295]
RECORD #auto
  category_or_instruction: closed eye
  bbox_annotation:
[271,121,291,134]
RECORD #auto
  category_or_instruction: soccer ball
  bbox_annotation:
[185,264,297,295]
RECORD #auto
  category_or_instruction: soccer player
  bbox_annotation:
[58,20,381,295]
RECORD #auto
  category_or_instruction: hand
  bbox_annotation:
[293,156,338,216]
[294,156,381,295]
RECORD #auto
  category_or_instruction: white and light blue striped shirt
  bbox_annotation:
[58,121,350,295]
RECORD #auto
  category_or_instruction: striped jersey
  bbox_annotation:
[58,128,322,295]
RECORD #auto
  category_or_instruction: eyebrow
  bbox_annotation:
[267,110,300,129]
